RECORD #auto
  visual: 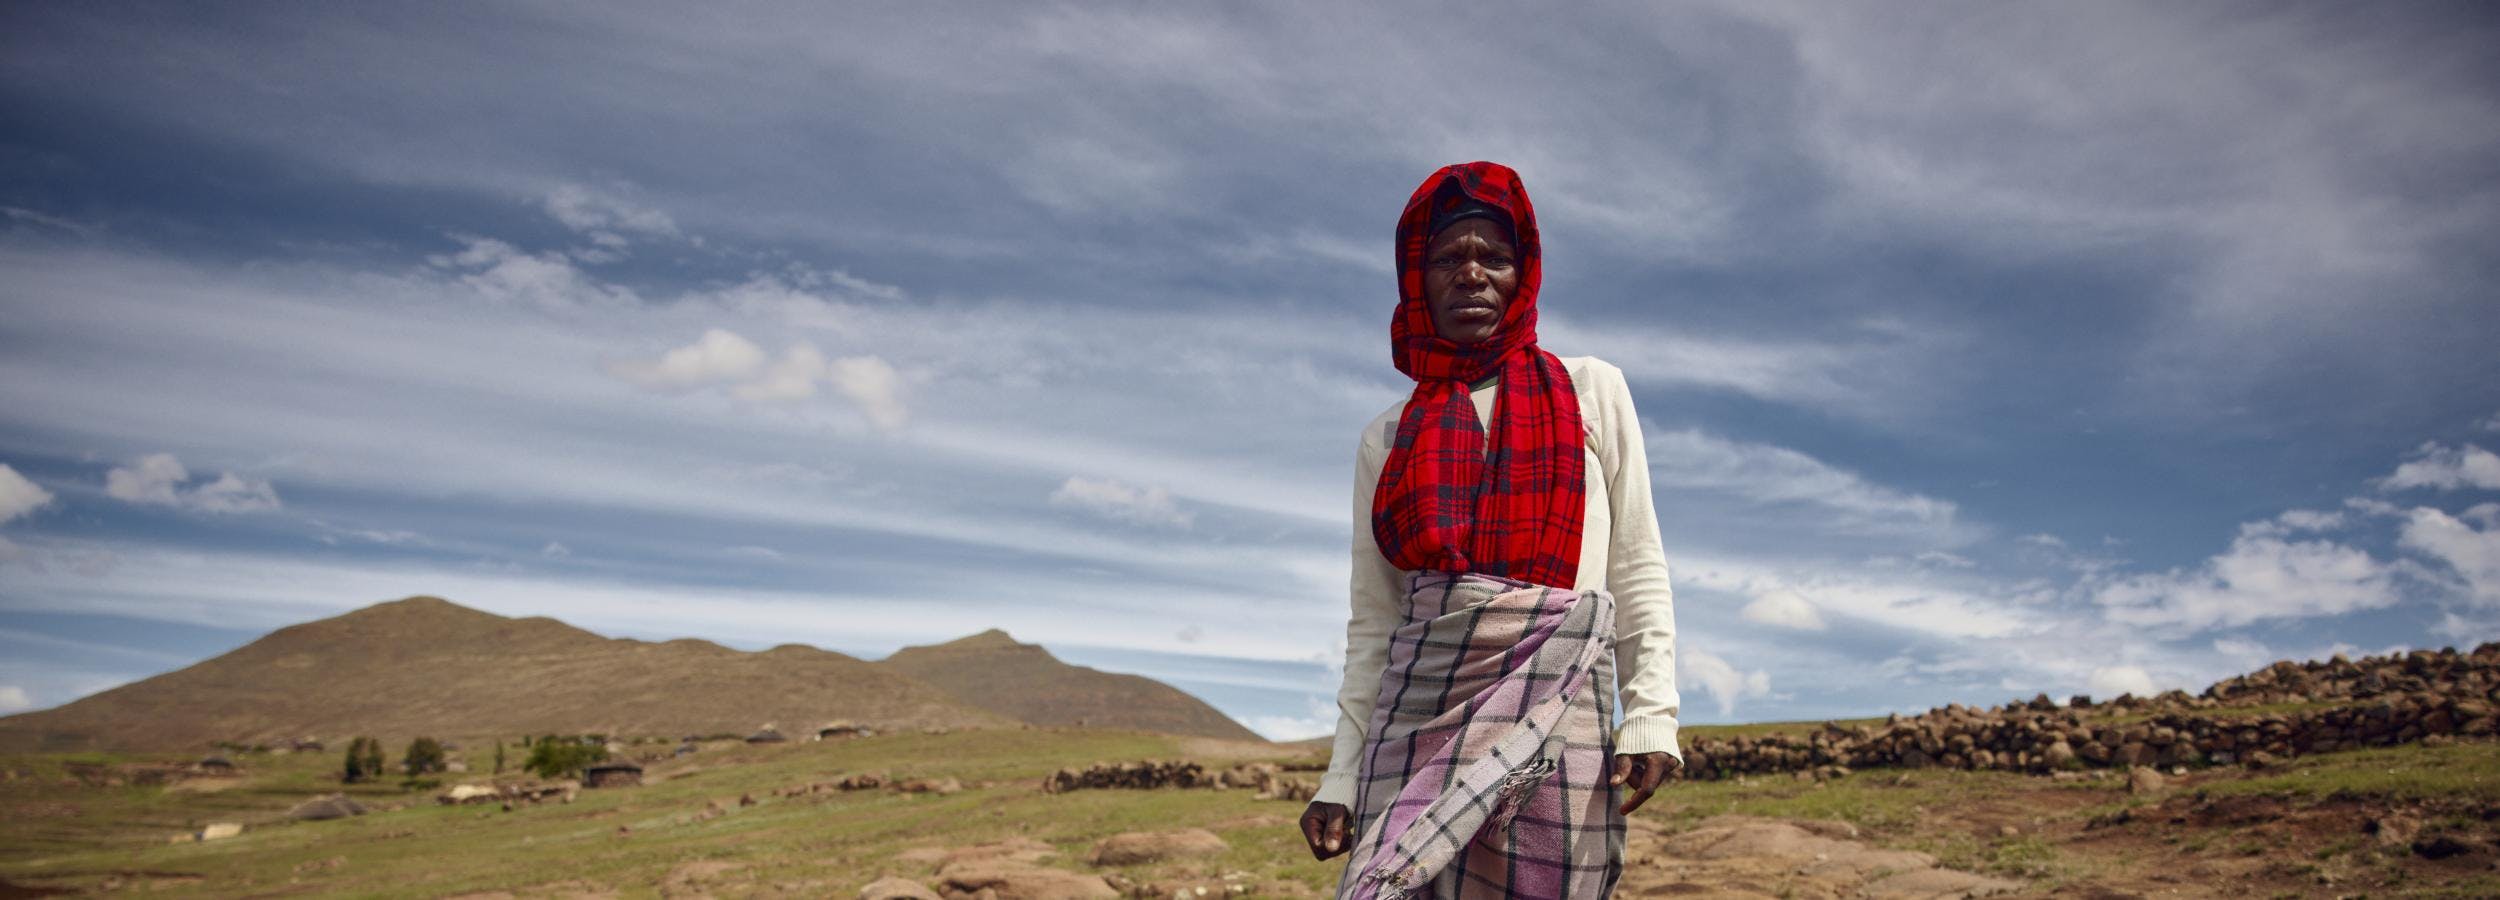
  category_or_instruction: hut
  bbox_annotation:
[816,722,875,741]
[745,728,789,744]
[583,759,644,789]
[195,755,239,775]
[288,794,368,821]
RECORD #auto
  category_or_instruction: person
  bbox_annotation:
[1299,161,1682,899]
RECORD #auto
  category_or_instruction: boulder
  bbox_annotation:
[935,861,1119,899]
[2126,766,2166,795]
[1087,828,1229,866]
[860,876,942,900]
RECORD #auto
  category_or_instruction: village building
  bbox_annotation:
[583,759,644,788]
[816,721,875,741]
[745,728,789,744]
[195,755,238,775]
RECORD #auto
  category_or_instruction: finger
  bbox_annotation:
[1619,782,1659,816]
[1324,809,1347,856]
[1609,754,1632,786]
[1635,754,1668,793]
[1300,812,1326,858]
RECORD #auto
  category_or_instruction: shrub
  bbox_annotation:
[403,737,446,776]
[522,734,608,779]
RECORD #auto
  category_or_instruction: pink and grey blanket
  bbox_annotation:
[1339,571,1621,900]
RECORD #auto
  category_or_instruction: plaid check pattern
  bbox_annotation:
[1373,161,1588,592]
[1338,572,1621,900]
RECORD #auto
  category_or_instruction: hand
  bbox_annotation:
[1299,801,1352,860]
[1609,751,1679,816]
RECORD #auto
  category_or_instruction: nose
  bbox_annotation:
[1457,261,1490,286]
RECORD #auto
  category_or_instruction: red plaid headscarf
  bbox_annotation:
[1371,162,1587,590]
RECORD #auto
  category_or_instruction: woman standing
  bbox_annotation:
[1300,162,1683,899]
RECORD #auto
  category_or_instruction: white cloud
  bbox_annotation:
[0,463,55,524]
[0,685,31,713]
[2480,412,2500,433]
[2379,443,2500,491]
[103,454,280,513]
[1049,476,1192,529]
[542,184,677,237]
[541,541,570,559]
[2239,508,2348,539]
[2399,504,2500,606]
[1680,647,1772,716]
[1739,588,1826,631]
[2094,531,2398,631]
[723,545,785,561]
[732,344,827,403]
[434,236,639,310]
[1644,426,1964,540]
[605,330,904,426]
[2086,665,2158,699]
[606,328,768,390]
[828,355,906,429]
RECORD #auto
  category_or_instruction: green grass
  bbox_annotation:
[1681,716,1890,742]
[0,729,1342,898]
[2193,742,2500,804]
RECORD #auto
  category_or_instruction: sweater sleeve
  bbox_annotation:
[1593,360,1684,760]
[1316,423,1404,807]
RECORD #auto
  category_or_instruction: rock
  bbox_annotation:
[439,784,499,805]
[2412,834,2471,859]
[199,822,243,841]
[897,777,964,796]
[1087,828,1229,866]
[861,876,942,900]
[1859,866,2023,898]
[935,860,1120,899]
[2127,766,2166,795]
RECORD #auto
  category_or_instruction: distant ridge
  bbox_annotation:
[883,629,1263,742]
[0,597,1270,752]
[0,596,1007,752]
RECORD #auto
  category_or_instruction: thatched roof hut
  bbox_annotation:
[583,759,644,789]
[195,755,238,774]
[745,728,789,744]
[288,794,368,821]
[816,721,875,741]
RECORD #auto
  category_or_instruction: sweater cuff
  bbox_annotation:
[1314,772,1358,807]
[1614,716,1683,761]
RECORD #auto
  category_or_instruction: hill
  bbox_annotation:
[883,629,1263,742]
[0,596,1010,751]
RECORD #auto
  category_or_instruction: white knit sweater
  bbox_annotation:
[1316,355,1684,807]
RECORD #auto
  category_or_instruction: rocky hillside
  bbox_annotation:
[0,598,1255,751]
[883,629,1262,742]
[1678,642,2500,780]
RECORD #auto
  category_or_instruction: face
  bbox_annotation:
[1422,218,1519,345]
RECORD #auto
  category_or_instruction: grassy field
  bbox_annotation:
[5,730,2496,897]
[1,729,1342,897]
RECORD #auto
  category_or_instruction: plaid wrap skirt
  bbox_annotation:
[1338,571,1621,900]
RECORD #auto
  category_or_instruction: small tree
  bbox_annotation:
[403,737,446,776]
[493,739,506,775]
[362,736,385,781]
[342,737,367,784]
[521,735,608,779]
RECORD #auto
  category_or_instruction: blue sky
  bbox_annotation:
[2,2,2496,740]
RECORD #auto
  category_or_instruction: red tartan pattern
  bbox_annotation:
[1372,162,1587,591]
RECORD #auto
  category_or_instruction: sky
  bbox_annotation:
[1,1,2496,741]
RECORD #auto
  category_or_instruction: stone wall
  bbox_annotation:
[1674,643,2500,781]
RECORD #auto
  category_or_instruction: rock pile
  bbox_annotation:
[1675,643,2500,782]
[433,780,579,806]
[1040,760,1318,801]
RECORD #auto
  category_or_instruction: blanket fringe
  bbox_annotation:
[1488,756,1558,831]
